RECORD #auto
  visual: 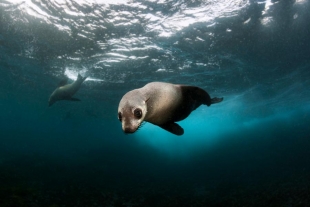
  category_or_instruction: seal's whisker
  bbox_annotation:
[136,121,145,131]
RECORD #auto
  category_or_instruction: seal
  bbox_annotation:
[118,82,223,135]
[48,74,87,106]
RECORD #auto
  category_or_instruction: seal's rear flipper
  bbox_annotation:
[158,122,184,136]
[77,74,88,82]
[181,85,212,106]
[211,97,224,104]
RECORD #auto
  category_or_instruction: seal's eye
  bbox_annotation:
[118,112,122,122]
[134,108,142,119]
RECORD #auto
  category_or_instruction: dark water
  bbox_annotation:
[1,0,310,206]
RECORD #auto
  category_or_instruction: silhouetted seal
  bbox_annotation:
[48,74,87,106]
[118,82,223,135]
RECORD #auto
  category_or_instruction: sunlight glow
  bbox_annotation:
[262,0,274,15]
[4,0,250,38]
[148,0,249,37]
[94,0,129,5]
[295,0,307,4]
[260,17,273,26]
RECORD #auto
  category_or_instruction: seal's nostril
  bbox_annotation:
[124,127,134,134]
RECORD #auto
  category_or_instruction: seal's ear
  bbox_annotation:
[145,97,150,103]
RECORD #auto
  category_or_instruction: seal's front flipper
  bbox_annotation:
[69,98,81,101]
[158,122,184,136]
[211,97,224,104]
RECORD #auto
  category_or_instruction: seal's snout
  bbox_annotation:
[123,127,136,134]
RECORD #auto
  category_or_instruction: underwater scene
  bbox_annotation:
[1,0,310,206]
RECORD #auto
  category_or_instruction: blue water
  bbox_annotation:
[1,0,310,206]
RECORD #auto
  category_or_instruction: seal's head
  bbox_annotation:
[118,90,149,134]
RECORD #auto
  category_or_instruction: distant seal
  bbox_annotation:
[118,82,223,136]
[48,74,87,106]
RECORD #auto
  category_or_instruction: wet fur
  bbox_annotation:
[118,82,223,136]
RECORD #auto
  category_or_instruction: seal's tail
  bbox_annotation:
[211,97,224,104]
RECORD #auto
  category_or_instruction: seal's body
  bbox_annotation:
[48,74,87,106]
[118,82,223,135]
